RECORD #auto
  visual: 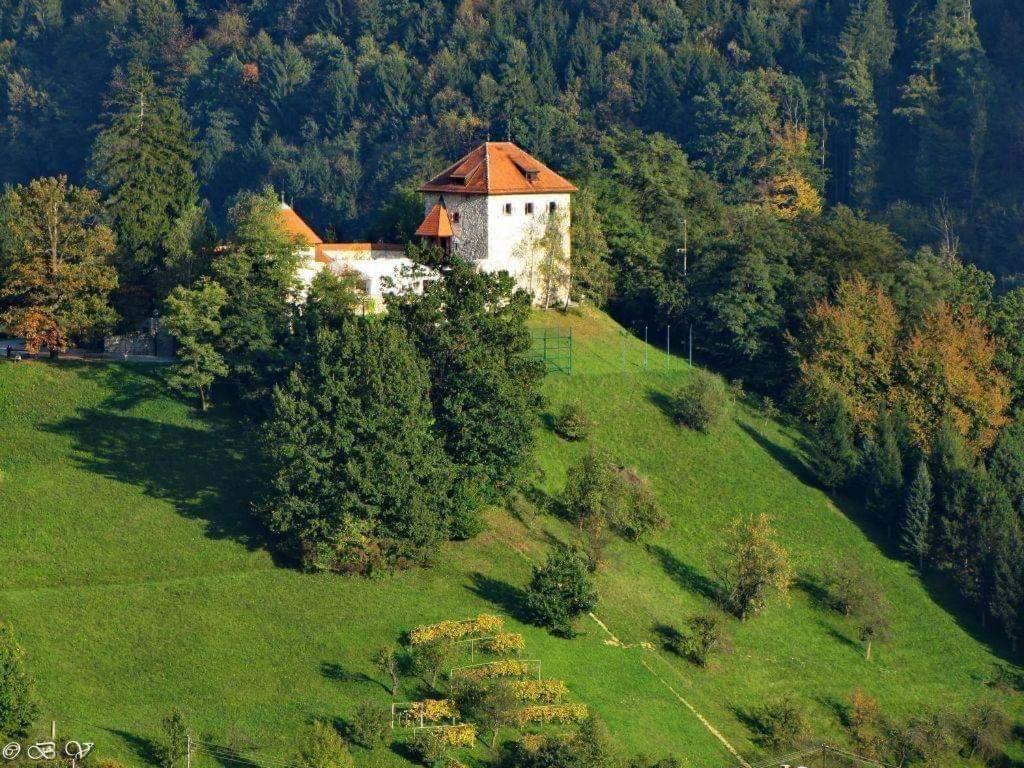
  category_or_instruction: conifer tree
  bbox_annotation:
[809,390,860,490]
[89,63,200,321]
[901,459,932,569]
[865,406,904,536]
[258,310,451,571]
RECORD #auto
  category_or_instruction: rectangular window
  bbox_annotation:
[525,202,535,215]
[549,201,558,213]
[504,203,513,215]
[451,211,460,224]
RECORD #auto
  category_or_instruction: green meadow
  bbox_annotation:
[0,308,1019,767]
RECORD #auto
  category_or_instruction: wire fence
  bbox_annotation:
[530,321,698,377]
[740,744,889,768]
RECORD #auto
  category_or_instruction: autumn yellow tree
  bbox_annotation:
[0,176,118,353]
[794,275,1011,451]
[793,273,900,429]
[898,303,1010,450]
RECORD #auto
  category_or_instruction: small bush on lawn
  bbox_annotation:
[676,612,730,667]
[349,700,390,749]
[749,695,809,750]
[554,402,594,441]
[525,544,598,636]
[670,371,730,432]
[293,721,355,768]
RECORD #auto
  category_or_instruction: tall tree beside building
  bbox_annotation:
[162,278,229,411]
[258,311,451,572]
[392,261,543,503]
[211,188,303,409]
[0,176,117,353]
[89,63,200,322]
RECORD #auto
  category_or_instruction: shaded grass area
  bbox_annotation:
[0,308,1021,767]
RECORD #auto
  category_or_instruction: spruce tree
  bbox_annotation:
[89,63,200,322]
[258,310,451,571]
[901,459,932,569]
[865,406,904,536]
[809,390,860,490]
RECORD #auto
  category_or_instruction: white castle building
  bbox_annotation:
[288,141,575,308]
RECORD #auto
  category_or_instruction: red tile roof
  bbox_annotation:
[278,203,323,245]
[418,142,577,195]
[415,202,454,238]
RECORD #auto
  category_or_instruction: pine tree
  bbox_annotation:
[391,261,543,503]
[901,459,932,569]
[865,406,904,536]
[89,63,200,322]
[212,187,303,410]
[809,390,860,490]
[258,312,452,571]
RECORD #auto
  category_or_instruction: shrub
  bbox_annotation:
[670,371,730,432]
[0,622,39,738]
[607,466,667,541]
[716,514,793,621]
[822,558,879,616]
[349,701,390,749]
[750,695,809,750]
[525,544,598,636]
[158,710,189,768]
[293,721,355,768]
[677,612,730,667]
[554,402,594,441]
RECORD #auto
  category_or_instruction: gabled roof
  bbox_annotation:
[415,202,454,238]
[278,203,323,245]
[418,142,577,195]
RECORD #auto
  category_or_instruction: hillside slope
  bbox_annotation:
[0,309,1019,767]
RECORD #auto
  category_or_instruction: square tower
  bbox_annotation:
[416,142,576,304]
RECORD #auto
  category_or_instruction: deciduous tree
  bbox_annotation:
[0,176,117,353]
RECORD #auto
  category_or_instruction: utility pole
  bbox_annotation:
[676,218,688,275]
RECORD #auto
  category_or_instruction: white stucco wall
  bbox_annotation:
[422,191,572,303]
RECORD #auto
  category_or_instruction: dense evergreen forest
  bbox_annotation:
[1,0,1021,268]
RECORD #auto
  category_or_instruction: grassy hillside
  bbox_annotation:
[0,309,1020,767]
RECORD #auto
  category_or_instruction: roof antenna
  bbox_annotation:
[506,123,512,143]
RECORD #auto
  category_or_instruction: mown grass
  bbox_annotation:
[0,308,1020,768]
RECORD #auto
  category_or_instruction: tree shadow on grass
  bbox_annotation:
[646,544,721,604]
[44,406,268,551]
[652,622,684,654]
[203,744,264,768]
[467,571,531,623]
[59,361,171,411]
[645,389,676,422]
[320,661,381,690]
[794,572,831,612]
[737,421,817,488]
[819,619,859,652]
[105,728,162,766]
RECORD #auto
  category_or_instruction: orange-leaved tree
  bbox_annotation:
[0,176,117,353]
